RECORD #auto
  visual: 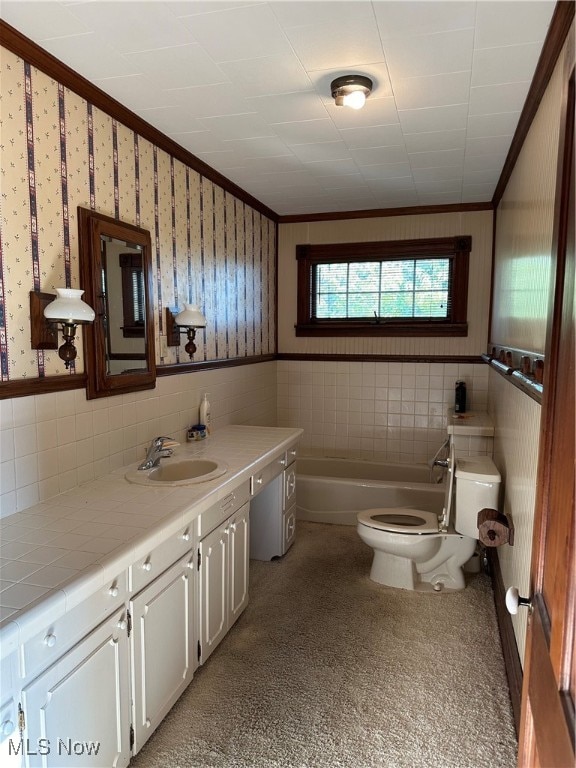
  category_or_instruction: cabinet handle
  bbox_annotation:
[256,476,263,485]
[44,633,57,648]
[142,560,152,572]
[229,522,236,532]
[290,449,297,457]
[108,586,119,597]
[186,560,195,569]
[1,720,14,738]
[279,457,286,466]
[117,619,127,631]
[181,532,191,542]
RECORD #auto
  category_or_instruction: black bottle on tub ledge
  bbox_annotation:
[455,380,467,413]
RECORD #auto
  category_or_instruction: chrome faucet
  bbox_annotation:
[432,458,449,469]
[138,436,178,471]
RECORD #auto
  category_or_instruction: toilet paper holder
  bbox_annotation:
[477,508,514,547]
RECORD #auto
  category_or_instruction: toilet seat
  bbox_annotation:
[357,507,440,535]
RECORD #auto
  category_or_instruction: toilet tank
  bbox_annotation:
[454,456,501,538]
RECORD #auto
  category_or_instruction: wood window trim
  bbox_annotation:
[295,236,471,337]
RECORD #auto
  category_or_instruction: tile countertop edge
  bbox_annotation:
[0,426,303,654]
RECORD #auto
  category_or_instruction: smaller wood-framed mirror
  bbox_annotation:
[78,207,156,399]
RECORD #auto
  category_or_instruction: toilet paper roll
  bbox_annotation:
[477,508,514,547]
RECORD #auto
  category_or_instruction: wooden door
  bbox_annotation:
[517,60,575,767]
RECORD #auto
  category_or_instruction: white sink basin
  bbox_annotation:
[125,457,228,486]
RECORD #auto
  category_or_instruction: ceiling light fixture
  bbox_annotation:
[330,74,373,110]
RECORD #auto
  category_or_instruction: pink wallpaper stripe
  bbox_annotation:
[87,103,95,210]
[211,182,219,360]
[233,198,240,358]
[223,191,230,359]
[134,133,140,226]
[170,156,178,320]
[24,63,44,377]
[153,146,162,336]
[112,119,119,220]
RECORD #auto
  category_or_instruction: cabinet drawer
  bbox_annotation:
[20,569,128,681]
[251,455,286,496]
[198,482,250,539]
[131,522,196,594]
[286,444,298,466]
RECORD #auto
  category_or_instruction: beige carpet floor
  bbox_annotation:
[131,522,517,768]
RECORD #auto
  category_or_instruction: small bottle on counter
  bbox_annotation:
[187,424,207,441]
[199,393,211,434]
[455,380,467,413]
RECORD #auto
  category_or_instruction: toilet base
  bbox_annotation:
[367,535,476,592]
[370,550,417,590]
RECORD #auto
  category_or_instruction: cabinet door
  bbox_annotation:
[130,552,196,754]
[20,608,130,768]
[283,505,296,552]
[199,524,228,663]
[228,503,250,625]
[284,466,297,509]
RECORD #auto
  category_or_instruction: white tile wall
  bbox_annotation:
[488,368,541,665]
[277,359,490,463]
[0,362,276,519]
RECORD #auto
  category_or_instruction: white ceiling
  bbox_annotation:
[1,0,557,217]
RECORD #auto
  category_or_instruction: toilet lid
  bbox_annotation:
[357,507,440,534]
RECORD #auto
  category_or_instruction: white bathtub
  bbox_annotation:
[296,457,445,525]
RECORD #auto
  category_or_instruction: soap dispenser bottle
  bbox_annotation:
[454,381,467,414]
[199,393,211,434]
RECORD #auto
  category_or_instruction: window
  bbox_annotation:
[296,236,471,337]
[119,253,145,338]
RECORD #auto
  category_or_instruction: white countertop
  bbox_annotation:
[0,425,302,656]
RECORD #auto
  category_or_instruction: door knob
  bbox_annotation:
[505,586,533,614]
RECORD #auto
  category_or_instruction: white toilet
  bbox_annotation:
[356,443,501,592]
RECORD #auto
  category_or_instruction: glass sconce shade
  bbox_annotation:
[43,288,95,368]
[174,304,207,328]
[43,288,96,325]
[167,304,207,360]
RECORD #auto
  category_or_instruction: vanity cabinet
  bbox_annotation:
[0,430,302,768]
[130,551,197,753]
[250,448,297,560]
[19,607,131,768]
[198,502,250,664]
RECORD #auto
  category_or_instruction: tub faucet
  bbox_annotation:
[139,436,179,471]
[433,458,449,469]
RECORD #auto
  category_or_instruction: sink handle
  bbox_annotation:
[154,436,180,448]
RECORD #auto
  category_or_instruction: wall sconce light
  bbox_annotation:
[330,74,373,109]
[30,288,95,368]
[166,304,207,360]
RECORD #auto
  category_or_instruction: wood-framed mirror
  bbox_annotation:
[78,207,156,399]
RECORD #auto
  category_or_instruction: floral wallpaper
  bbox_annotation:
[0,48,276,381]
